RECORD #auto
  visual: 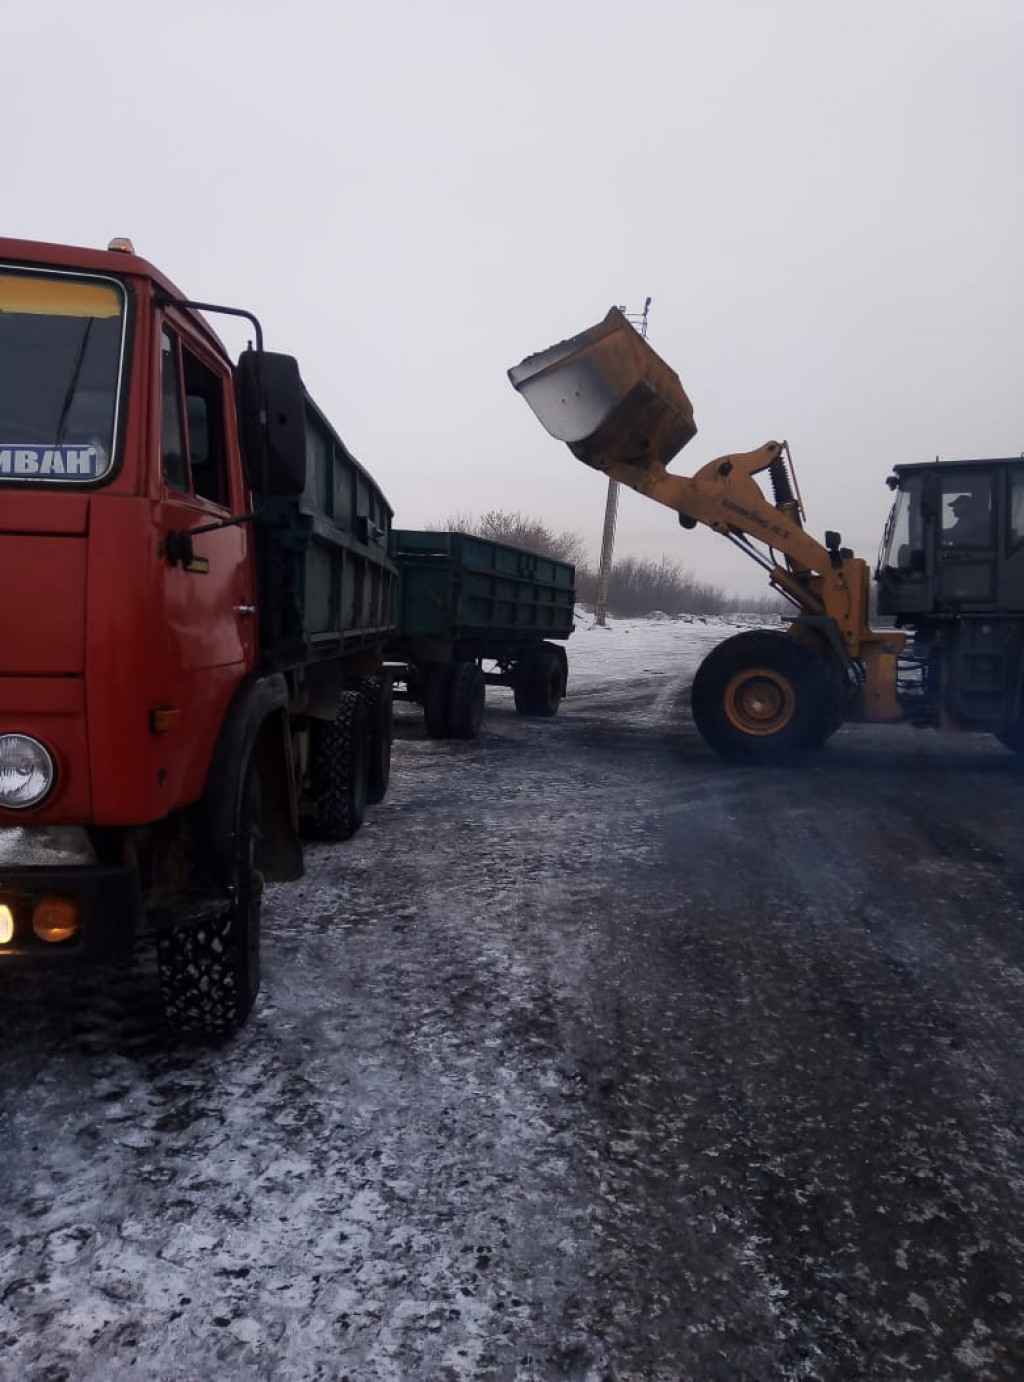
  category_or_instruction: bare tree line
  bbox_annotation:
[432,510,787,618]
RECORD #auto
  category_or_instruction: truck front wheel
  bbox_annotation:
[690,630,838,763]
[157,759,263,1039]
[308,691,370,839]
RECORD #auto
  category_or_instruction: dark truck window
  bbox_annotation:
[0,269,126,482]
[182,345,227,506]
[1010,468,1024,552]
[160,328,229,508]
[161,330,188,492]
[940,474,994,548]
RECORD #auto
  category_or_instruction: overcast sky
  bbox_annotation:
[6,0,1024,595]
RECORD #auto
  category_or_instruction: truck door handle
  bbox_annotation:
[234,604,256,616]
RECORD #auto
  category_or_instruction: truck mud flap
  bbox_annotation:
[508,306,698,477]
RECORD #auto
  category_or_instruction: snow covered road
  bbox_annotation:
[3,614,1024,1380]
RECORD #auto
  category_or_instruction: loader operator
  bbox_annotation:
[945,491,990,547]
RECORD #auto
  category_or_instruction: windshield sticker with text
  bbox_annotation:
[0,445,104,478]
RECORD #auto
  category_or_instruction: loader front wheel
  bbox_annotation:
[691,630,837,763]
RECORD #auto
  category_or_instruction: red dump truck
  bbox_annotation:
[0,236,396,1037]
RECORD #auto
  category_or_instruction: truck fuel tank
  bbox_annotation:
[508,307,697,476]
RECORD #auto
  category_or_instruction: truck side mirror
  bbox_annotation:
[235,351,308,497]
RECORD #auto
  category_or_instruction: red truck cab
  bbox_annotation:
[0,237,315,1036]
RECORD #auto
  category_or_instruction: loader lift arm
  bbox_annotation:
[509,308,905,757]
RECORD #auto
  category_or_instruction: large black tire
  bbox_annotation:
[360,675,394,803]
[308,691,370,840]
[446,661,486,739]
[690,630,840,763]
[423,665,452,739]
[996,722,1024,755]
[157,760,263,1040]
[513,644,566,718]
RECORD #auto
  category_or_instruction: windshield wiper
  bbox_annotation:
[52,317,94,448]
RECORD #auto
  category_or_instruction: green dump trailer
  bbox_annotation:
[388,529,576,739]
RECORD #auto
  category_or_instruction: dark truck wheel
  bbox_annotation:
[157,759,263,1040]
[423,664,452,739]
[309,691,370,839]
[514,643,566,717]
[360,675,394,803]
[690,629,839,763]
[996,722,1024,755]
[447,661,486,739]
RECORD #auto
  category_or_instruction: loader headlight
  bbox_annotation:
[0,735,56,810]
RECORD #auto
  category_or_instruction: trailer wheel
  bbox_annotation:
[157,759,263,1040]
[360,675,394,803]
[309,691,370,839]
[996,722,1024,755]
[447,661,486,739]
[423,665,453,739]
[691,630,838,763]
[514,644,565,718]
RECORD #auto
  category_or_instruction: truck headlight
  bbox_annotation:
[0,735,56,810]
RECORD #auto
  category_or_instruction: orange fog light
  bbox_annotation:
[32,897,80,943]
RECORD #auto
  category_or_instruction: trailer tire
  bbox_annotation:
[996,722,1024,755]
[309,691,370,839]
[447,661,486,739]
[691,630,838,763]
[360,675,394,803]
[424,665,453,739]
[514,644,565,718]
[157,758,263,1040]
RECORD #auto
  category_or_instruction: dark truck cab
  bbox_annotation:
[876,456,1024,744]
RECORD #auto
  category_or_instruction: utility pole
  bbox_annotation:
[594,296,651,626]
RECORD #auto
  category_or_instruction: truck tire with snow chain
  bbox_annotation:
[359,675,394,803]
[308,690,370,840]
[157,760,263,1040]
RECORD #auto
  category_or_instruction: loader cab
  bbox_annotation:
[876,458,1024,621]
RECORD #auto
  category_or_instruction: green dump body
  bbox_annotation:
[255,392,397,671]
[391,529,575,658]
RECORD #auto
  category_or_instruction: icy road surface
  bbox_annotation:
[4,612,1024,1380]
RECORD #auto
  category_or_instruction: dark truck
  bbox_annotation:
[0,235,395,1038]
[388,529,575,739]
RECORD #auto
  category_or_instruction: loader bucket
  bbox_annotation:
[508,307,697,475]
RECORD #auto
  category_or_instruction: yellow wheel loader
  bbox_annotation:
[509,309,1024,762]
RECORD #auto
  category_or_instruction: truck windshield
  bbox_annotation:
[0,268,127,484]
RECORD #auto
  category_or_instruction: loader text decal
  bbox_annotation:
[721,497,791,540]
[0,445,102,479]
